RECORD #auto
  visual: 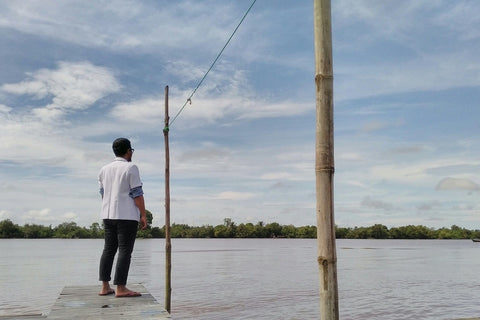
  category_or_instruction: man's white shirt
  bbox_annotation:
[99,157,143,221]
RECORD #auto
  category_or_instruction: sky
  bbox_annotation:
[1,0,479,229]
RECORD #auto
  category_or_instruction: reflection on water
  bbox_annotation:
[1,239,480,319]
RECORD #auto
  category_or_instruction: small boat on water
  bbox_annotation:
[472,238,480,242]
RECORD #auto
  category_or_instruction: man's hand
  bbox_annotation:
[140,215,148,230]
[134,195,147,230]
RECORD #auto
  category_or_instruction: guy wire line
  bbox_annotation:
[168,0,257,128]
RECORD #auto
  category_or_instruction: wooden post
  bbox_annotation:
[314,0,339,319]
[163,85,172,313]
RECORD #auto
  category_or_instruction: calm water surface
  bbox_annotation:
[1,239,479,319]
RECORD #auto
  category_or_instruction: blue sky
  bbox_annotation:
[1,1,479,229]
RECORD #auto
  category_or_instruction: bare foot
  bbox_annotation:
[115,290,141,297]
[99,281,115,296]
[99,288,115,296]
[115,285,141,297]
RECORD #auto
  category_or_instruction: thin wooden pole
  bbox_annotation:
[314,0,339,319]
[163,85,172,313]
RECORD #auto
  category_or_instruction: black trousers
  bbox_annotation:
[99,219,138,285]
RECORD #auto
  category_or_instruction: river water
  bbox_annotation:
[0,239,479,319]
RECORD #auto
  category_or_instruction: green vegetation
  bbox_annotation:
[335,224,480,239]
[1,215,479,240]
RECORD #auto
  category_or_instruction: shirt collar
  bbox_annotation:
[114,157,128,162]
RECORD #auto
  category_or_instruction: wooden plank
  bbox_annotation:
[0,316,46,320]
[46,284,170,319]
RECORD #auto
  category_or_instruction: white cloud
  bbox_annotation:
[24,208,56,224]
[111,92,311,127]
[0,104,11,113]
[61,212,79,221]
[237,101,312,120]
[0,62,123,178]
[111,61,258,125]
[0,210,11,220]
[111,98,164,124]
[435,177,480,191]
[0,1,246,54]
[31,108,64,122]
[2,61,120,121]
[0,111,103,177]
[333,1,480,100]
[432,2,480,41]
[2,77,49,98]
[164,60,210,85]
[336,52,480,101]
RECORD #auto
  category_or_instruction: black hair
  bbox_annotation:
[112,138,131,156]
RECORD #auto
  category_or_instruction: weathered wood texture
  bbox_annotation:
[46,284,170,319]
[314,0,339,319]
[0,315,46,319]
[164,85,172,313]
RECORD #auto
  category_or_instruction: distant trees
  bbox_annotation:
[1,216,480,240]
[335,224,480,240]
[23,224,54,238]
[0,219,24,238]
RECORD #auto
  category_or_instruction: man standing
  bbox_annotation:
[98,138,147,297]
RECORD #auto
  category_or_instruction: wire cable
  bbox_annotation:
[168,0,257,128]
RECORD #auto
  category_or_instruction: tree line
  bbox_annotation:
[1,215,479,240]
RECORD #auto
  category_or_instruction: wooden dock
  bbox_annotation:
[0,284,170,320]
[2,288,479,320]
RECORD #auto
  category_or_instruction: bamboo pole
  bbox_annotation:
[163,85,172,313]
[313,0,339,319]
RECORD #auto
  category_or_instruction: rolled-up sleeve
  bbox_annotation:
[128,165,143,199]
[129,186,144,199]
[98,172,104,197]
